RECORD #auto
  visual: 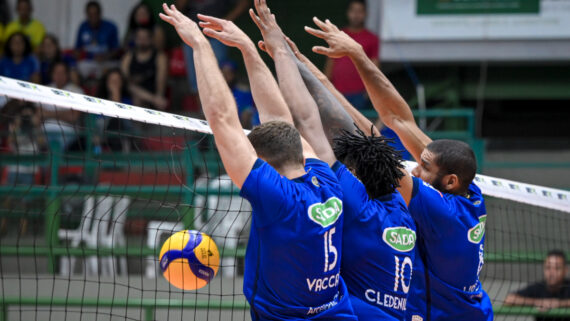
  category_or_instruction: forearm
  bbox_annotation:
[504,294,539,306]
[349,46,414,127]
[295,58,356,143]
[273,46,335,164]
[240,42,292,124]
[298,55,376,136]
[194,40,236,122]
[349,46,431,160]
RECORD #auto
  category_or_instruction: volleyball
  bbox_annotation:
[159,230,220,290]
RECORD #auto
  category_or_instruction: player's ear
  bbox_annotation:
[442,173,460,193]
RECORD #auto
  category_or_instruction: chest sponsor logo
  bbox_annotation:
[382,227,416,252]
[468,215,487,244]
[308,197,342,228]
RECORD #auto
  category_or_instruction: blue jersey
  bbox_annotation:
[406,177,493,321]
[334,162,416,320]
[240,158,357,320]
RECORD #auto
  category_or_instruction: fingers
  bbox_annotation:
[325,18,339,31]
[159,13,175,25]
[304,26,326,39]
[197,14,223,24]
[202,28,220,40]
[249,8,264,30]
[312,17,330,32]
[312,46,333,56]
[199,21,222,31]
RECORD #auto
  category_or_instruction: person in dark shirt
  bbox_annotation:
[505,250,570,321]
[75,1,120,78]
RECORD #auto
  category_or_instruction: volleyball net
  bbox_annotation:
[0,76,569,320]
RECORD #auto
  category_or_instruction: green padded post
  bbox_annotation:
[46,140,61,274]
[145,307,155,321]
[0,304,7,321]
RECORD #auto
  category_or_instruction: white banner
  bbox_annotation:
[1,76,569,213]
[381,0,570,41]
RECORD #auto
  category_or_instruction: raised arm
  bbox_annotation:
[284,37,377,137]
[160,4,255,188]
[197,14,291,124]
[306,17,431,162]
[250,0,335,166]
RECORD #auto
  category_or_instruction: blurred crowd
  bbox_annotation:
[0,0,382,160]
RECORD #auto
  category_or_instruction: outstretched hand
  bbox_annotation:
[198,14,253,50]
[305,17,362,58]
[159,3,205,48]
[249,0,286,57]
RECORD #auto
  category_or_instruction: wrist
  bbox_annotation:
[240,40,257,54]
[347,43,365,59]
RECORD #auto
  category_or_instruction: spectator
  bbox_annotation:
[220,60,258,129]
[75,1,120,79]
[6,102,44,185]
[49,61,83,94]
[97,68,133,152]
[0,32,39,82]
[324,0,379,110]
[2,0,45,51]
[39,61,82,152]
[38,35,79,86]
[505,250,570,321]
[124,2,165,51]
[121,27,168,110]
[176,0,249,93]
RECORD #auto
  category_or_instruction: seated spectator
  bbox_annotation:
[2,0,45,51]
[0,32,39,82]
[124,2,165,51]
[75,1,120,79]
[40,61,82,152]
[324,0,379,110]
[504,250,570,321]
[220,60,258,129]
[49,61,83,94]
[121,27,167,110]
[97,68,133,152]
[38,35,79,86]
[6,102,44,185]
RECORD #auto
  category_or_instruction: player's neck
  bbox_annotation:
[280,165,306,180]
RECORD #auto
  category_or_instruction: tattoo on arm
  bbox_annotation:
[295,58,356,143]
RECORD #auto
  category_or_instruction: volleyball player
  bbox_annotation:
[251,4,418,320]
[160,3,357,320]
[304,17,493,321]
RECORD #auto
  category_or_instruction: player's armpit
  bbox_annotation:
[397,169,413,206]
[210,120,257,189]
[390,117,432,163]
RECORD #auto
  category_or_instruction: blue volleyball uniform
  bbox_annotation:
[333,162,416,320]
[240,158,357,320]
[405,177,493,321]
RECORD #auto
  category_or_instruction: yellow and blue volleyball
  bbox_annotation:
[159,230,220,290]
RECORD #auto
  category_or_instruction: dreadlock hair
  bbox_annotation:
[333,126,405,199]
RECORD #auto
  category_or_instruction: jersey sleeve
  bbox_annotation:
[408,177,456,239]
[332,161,368,222]
[239,159,292,227]
[305,158,340,189]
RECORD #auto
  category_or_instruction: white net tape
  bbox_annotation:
[1,76,568,213]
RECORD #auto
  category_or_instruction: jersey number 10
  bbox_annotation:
[394,256,413,293]
[323,227,338,272]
